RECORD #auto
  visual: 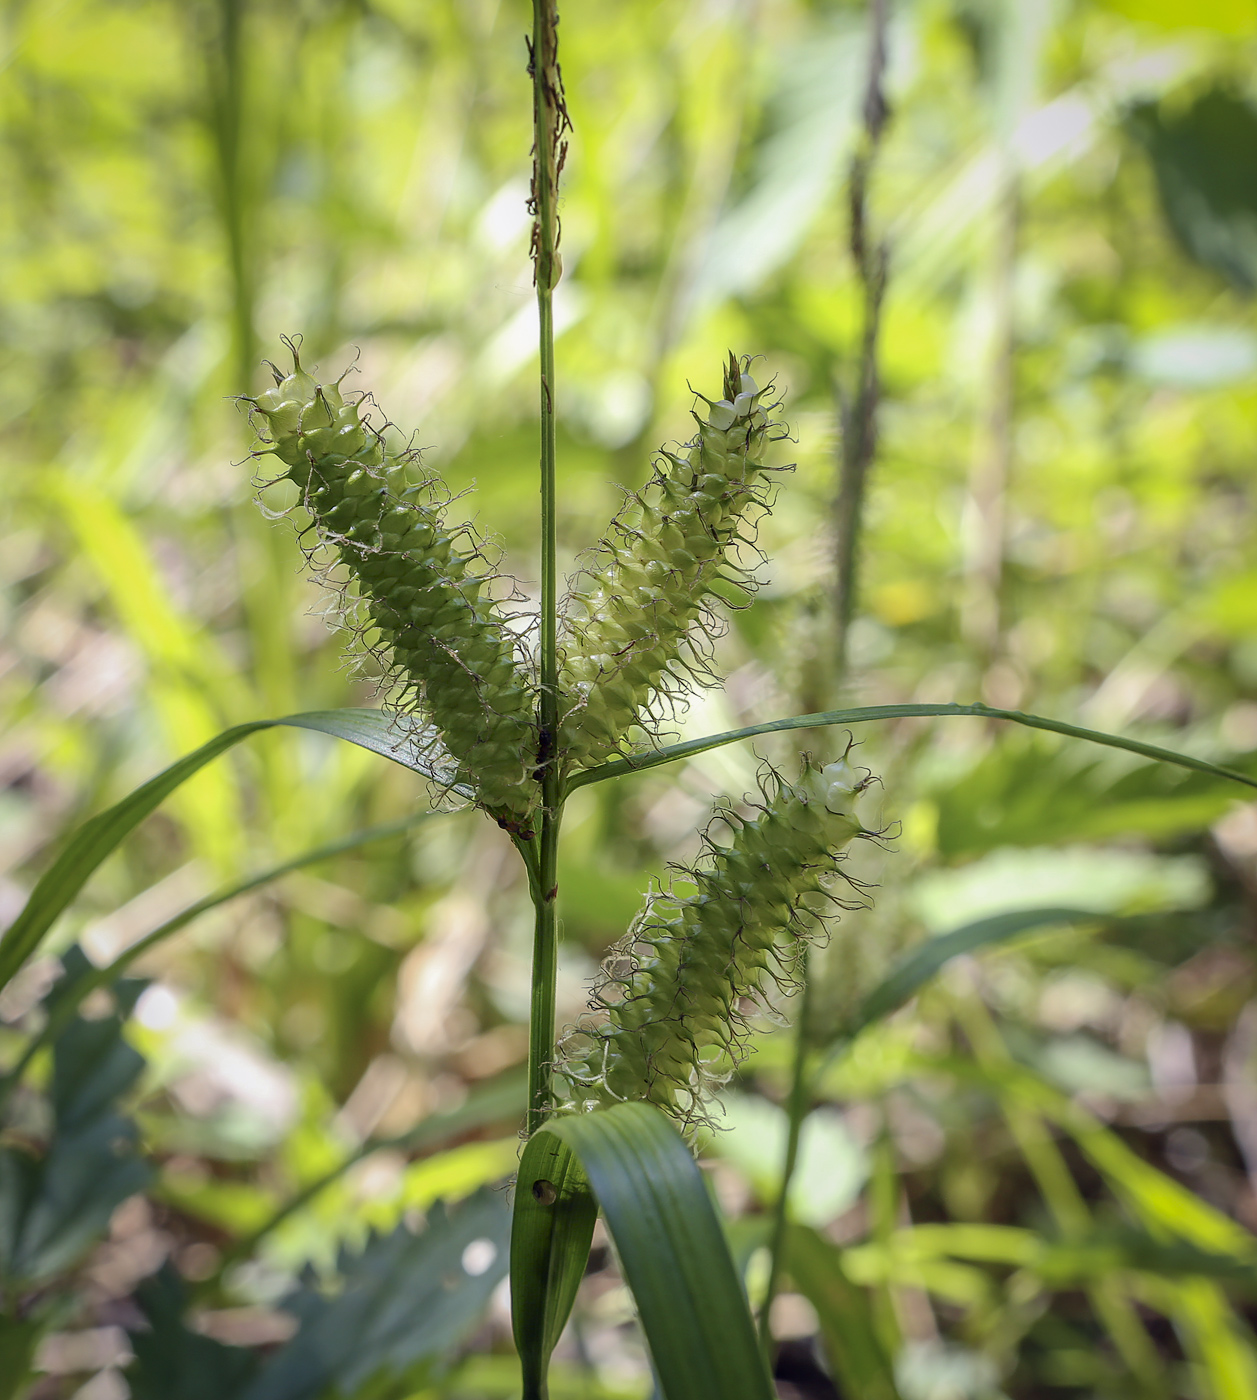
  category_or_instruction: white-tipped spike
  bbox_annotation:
[820,758,860,814]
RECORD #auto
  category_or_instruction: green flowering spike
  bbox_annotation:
[555,756,874,1132]
[557,353,785,770]
[249,347,538,834]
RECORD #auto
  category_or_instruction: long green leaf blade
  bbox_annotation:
[566,702,1257,795]
[847,906,1092,1039]
[0,709,445,991]
[529,1103,775,1400]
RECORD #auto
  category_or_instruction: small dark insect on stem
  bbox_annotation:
[834,0,891,678]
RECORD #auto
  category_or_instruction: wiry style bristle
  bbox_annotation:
[554,754,877,1135]
[556,355,789,772]
[247,347,540,835]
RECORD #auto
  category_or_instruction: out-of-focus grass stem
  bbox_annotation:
[204,0,304,843]
[833,0,890,679]
[957,989,1169,1396]
[207,0,254,395]
[758,952,814,1362]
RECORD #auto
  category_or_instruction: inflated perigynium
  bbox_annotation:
[555,758,871,1131]
[250,351,538,834]
[557,354,784,771]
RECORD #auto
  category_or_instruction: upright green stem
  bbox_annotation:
[833,0,890,678]
[207,0,254,394]
[527,814,561,1137]
[206,0,301,819]
[527,0,568,1136]
[758,954,814,1361]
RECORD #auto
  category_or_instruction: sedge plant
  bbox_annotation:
[9,4,1257,1398]
[235,8,1257,1392]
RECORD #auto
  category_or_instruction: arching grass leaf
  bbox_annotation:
[567,702,1257,796]
[845,906,1092,1040]
[2,809,435,1106]
[0,708,448,992]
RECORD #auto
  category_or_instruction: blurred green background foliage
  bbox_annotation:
[4,0,1257,1396]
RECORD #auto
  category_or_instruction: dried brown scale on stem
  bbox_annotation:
[557,353,790,772]
[554,754,879,1135]
[527,2,569,295]
[247,344,540,835]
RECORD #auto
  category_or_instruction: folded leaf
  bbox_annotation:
[513,1103,774,1400]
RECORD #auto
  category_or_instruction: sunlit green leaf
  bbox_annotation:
[1101,0,1257,37]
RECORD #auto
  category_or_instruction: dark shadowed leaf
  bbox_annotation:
[1128,89,1257,292]
[0,1313,46,1400]
[126,1264,258,1400]
[0,948,152,1283]
[240,1187,511,1400]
